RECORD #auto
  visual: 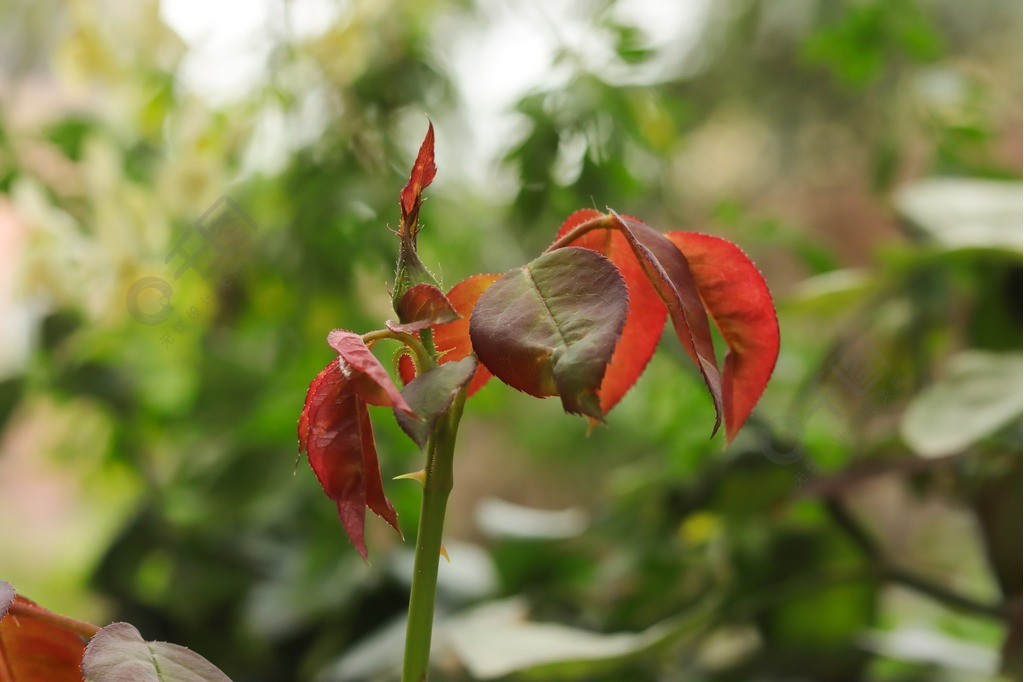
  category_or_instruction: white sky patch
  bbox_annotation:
[160,0,270,103]
[435,0,567,189]
[437,0,708,189]
[160,0,706,182]
[607,0,711,84]
[160,0,341,105]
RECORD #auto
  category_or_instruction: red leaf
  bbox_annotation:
[610,213,724,436]
[392,283,460,332]
[327,330,414,415]
[470,247,629,419]
[433,273,501,396]
[555,210,668,414]
[398,352,417,386]
[667,231,779,442]
[400,122,437,222]
[0,587,97,682]
[298,361,401,559]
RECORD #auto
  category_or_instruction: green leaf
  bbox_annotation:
[395,357,477,448]
[470,247,628,419]
[901,351,1023,457]
[445,598,715,680]
[83,622,231,681]
[786,269,876,315]
[895,178,1023,252]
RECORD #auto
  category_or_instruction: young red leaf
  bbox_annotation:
[395,357,478,448]
[555,209,668,415]
[397,351,417,387]
[469,247,628,419]
[391,283,460,333]
[0,588,97,682]
[667,231,779,442]
[83,622,230,681]
[327,330,414,415]
[433,273,502,396]
[400,122,437,225]
[393,124,442,308]
[609,212,724,435]
[299,361,401,559]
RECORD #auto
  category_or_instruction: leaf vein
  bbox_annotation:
[523,262,569,349]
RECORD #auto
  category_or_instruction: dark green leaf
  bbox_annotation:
[395,356,477,448]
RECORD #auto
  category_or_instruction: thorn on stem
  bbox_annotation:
[395,469,427,486]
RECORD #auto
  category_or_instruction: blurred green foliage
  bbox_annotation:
[0,0,1019,680]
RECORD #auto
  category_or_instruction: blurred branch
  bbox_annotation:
[797,452,964,498]
[825,497,1009,621]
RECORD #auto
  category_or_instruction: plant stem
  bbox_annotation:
[401,389,466,682]
[419,328,438,360]
[545,213,617,252]
[362,329,434,372]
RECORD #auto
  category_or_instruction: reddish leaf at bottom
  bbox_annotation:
[299,361,401,559]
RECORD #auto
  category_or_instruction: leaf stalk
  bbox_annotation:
[545,213,617,252]
[362,329,435,372]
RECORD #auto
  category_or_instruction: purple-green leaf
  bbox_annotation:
[469,247,628,419]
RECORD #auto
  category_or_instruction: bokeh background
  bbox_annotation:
[0,0,1020,680]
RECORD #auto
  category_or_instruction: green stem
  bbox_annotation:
[419,328,438,361]
[545,213,617,252]
[401,390,467,682]
[362,329,434,372]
